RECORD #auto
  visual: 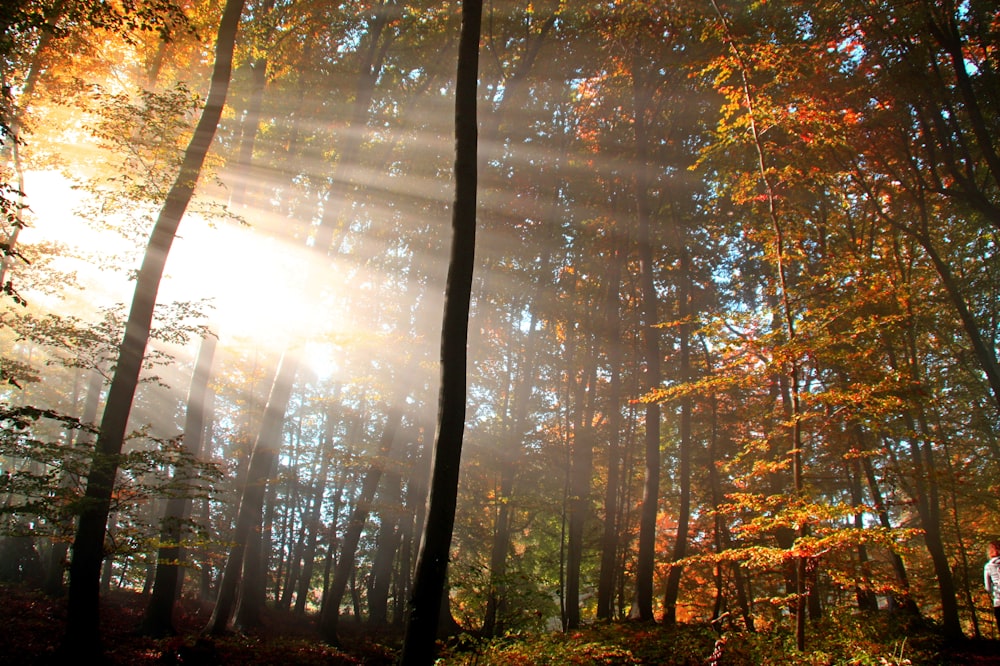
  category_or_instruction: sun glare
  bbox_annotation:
[20,169,353,380]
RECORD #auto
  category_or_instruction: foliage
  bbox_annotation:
[73,82,238,251]
[434,615,955,666]
[0,404,223,544]
[3,299,214,384]
[2,0,1000,659]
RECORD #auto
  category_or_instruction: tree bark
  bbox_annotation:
[629,58,662,623]
[62,0,244,654]
[566,410,594,629]
[142,333,217,636]
[319,406,403,643]
[663,247,693,626]
[293,405,336,614]
[368,463,404,627]
[205,351,298,634]
[399,2,481,661]
[596,233,626,621]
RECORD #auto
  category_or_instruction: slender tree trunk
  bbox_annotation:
[597,233,626,621]
[368,465,403,627]
[394,421,432,627]
[400,2,481,661]
[906,416,962,639]
[44,367,104,596]
[205,351,298,634]
[860,454,919,615]
[319,407,403,644]
[663,247,693,626]
[238,448,282,627]
[142,333,217,636]
[848,454,878,612]
[62,0,244,653]
[483,458,515,635]
[629,58,662,623]
[703,341,755,632]
[710,0,809,645]
[566,383,595,629]
[482,304,541,636]
[198,390,217,603]
[293,405,337,615]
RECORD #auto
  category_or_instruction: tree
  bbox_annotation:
[62,0,246,653]
[399,0,481,662]
[205,350,297,634]
[141,331,217,637]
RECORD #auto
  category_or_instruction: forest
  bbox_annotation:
[2,0,1000,664]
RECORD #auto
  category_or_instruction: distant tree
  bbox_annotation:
[319,404,403,644]
[141,331,217,637]
[205,350,298,634]
[61,0,246,654]
[400,0,481,662]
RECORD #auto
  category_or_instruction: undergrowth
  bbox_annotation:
[435,611,955,666]
[1,584,995,665]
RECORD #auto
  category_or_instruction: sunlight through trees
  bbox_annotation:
[1,0,999,663]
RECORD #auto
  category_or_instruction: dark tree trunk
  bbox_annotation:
[368,461,403,627]
[142,333,217,636]
[236,448,282,629]
[565,343,596,630]
[703,341,755,632]
[205,352,298,635]
[663,247,694,626]
[596,233,626,621]
[860,455,919,616]
[483,458,515,636]
[198,390,217,603]
[908,426,962,638]
[482,304,540,636]
[394,421,432,627]
[45,368,105,597]
[629,60,662,623]
[293,405,336,615]
[61,0,244,654]
[566,423,594,629]
[848,452,878,612]
[399,2,481,661]
[319,407,403,644]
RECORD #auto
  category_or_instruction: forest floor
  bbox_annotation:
[1,583,999,665]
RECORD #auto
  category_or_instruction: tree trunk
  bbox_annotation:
[566,421,594,629]
[663,247,694,626]
[198,390,218,603]
[596,233,626,621]
[62,0,244,654]
[237,447,281,628]
[368,464,403,627]
[482,303,541,636]
[205,351,298,634]
[400,2,481,661]
[319,406,403,643]
[848,454,878,612]
[394,420,433,627]
[45,367,105,597]
[142,333,217,636]
[293,405,336,614]
[860,454,919,616]
[629,59,662,623]
[703,341,755,632]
